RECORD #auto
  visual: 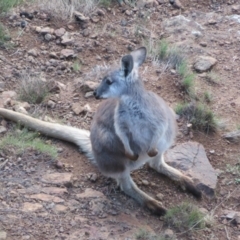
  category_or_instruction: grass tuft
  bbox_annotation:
[206,71,220,84]
[0,23,10,47]
[164,202,206,232]
[135,228,175,240]
[0,128,58,159]
[175,102,218,133]
[0,0,23,13]
[72,59,81,72]
[226,159,240,184]
[17,73,50,104]
[203,91,212,103]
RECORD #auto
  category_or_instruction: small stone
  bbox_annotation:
[22,202,43,212]
[54,28,66,37]
[83,29,90,37]
[74,11,89,22]
[42,172,73,186]
[40,27,54,34]
[125,10,132,16]
[29,193,64,203]
[96,9,105,16]
[163,229,174,239]
[0,126,7,133]
[54,204,68,213]
[80,81,98,93]
[41,187,68,195]
[200,42,207,47]
[54,160,64,169]
[76,188,105,199]
[44,33,52,41]
[156,193,164,200]
[60,49,75,58]
[0,231,7,240]
[72,103,84,115]
[91,16,100,23]
[194,56,217,73]
[61,35,74,45]
[142,180,149,186]
[28,48,39,57]
[47,100,56,108]
[87,173,98,182]
[85,92,94,98]
[209,150,215,154]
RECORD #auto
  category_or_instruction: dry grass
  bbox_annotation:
[17,72,50,104]
[37,0,101,20]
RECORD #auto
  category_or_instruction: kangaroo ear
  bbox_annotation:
[130,47,147,68]
[121,54,134,77]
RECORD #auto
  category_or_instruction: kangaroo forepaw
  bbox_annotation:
[145,199,167,216]
[182,177,202,199]
[125,151,139,161]
[147,148,158,157]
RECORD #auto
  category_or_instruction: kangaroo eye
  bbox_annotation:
[106,78,112,85]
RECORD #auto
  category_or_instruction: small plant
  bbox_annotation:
[226,160,240,184]
[156,39,169,60]
[0,128,58,159]
[181,73,195,95]
[72,59,81,72]
[206,71,220,84]
[175,102,218,133]
[99,0,113,7]
[164,202,206,232]
[0,0,23,13]
[0,23,10,47]
[135,228,175,240]
[176,61,188,77]
[203,91,212,103]
[17,73,50,104]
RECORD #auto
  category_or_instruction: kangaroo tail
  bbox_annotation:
[0,108,94,161]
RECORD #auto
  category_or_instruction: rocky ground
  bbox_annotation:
[0,0,240,239]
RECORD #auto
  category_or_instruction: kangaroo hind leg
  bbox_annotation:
[149,153,202,199]
[117,173,167,216]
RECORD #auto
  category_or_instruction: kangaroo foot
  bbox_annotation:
[145,199,167,216]
[147,148,158,157]
[125,151,139,161]
[181,176,202,199]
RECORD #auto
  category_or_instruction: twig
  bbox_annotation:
[224,226,230,240]
[0,159,9,170]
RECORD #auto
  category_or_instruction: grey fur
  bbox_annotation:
[0,47,201,215]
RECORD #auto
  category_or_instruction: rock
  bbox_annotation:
[200,42,207,47]
[14,105,28,115]
[169,0,184,9]
[54,204,68,213]
[76,188,105,199]
[193,56,217,72]
[54,28,66,37]
[142,180,149,186]
[87,173,98,182]
[156,193,164,200]
[125,10,132,16]
[44,33,52,41]
[47,100,56,108]
[96,9,105,16]
[61,34,74,45]
[163,229,175,239]
[41,187,68,196]
[91,16,100,23]
[0,231,7,240]
[40,27,54,34]
[80,81,98,93]
[221,210,240,225]
[22,202,43,212]
[28,48,39,57]
[60,49,75,58]
[223,130,240,143]
[165,142,218,197]
[72,103,84,115]
[0,126,7,133]
[85,91,94,98]
[83,29,90,37]
[29,193,64,203]
[232,5,240,14]
[41,172,73,186]
[74,11,89,22]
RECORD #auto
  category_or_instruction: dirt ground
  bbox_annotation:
[0,0,240,239]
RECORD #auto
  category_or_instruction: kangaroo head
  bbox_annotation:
[93,47,147,99]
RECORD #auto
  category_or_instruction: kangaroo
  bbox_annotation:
[0,47,201,216]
